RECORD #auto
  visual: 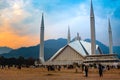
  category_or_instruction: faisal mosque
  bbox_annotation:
[38,0,119,65]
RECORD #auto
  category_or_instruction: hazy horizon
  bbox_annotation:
[0,38,118,49]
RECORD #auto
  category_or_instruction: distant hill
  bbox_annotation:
[0,38,120,60]
[0,38,67,61]
[84,39,109,54]
[0,47,12,54]
[113,46,120,58]
[85,39,120,58]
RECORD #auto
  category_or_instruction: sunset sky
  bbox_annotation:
[0,0,120,49]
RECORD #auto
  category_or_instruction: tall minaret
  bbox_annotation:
[39,13,45,63]
[67,26,71,44]
[108,19,113,54]
[90,0,96,55]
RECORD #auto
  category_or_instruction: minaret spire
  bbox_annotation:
[67,26,71,44]
[90,0,96,55]
[108,18,113,54]
[90,0,94,17]
[40,13,45,63]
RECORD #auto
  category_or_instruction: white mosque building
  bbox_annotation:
[39,0,119,65]
[47,38,103,65]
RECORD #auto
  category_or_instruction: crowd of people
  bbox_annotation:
[83,64,104,77]
[43,63,120,77]
[81,63,120,77]
[0,56,120,77]
[47,65,61,71]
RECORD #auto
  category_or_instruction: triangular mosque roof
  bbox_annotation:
[68,40,87,56]
[50,40,101,61]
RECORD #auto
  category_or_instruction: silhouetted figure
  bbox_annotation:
[17,65,21,69]
[82,64,84,72]
[84,65,88,77]
[51,65,55,71]
[117,65,120,69]
[47,65,55,71]
[98,64,103,77]
[57,65,61,71]
[107,65,110,70]
[47,65,50,71]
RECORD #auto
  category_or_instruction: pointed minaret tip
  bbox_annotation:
[90,0,94,17]
[41,13,44,28]
[108,18,113,54]
[90,0,96,55]
[108,18,111,31]
[42,12,44,18]
[40,13,45,63]
[108,18,110,24]
[67,25,71,44]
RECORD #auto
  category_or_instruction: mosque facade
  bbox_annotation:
[39,0,119,66]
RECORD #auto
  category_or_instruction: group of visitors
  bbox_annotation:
[47,65,61,71]
[83,64,104,77]
[46,63,120,77]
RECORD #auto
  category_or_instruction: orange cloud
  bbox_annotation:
[0,18,39,49]
[0,1,51,49]
[0,32,39,49]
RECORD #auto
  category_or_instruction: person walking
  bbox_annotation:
[98,64,103,77]
[84,65,88,77]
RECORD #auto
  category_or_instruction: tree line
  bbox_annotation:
[0,56,35,69]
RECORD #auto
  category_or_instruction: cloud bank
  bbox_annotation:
[0,0,120,48]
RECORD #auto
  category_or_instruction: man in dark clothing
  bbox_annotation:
[82,64,84,72]
[98,64,103,77]
[84,65,88,77]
